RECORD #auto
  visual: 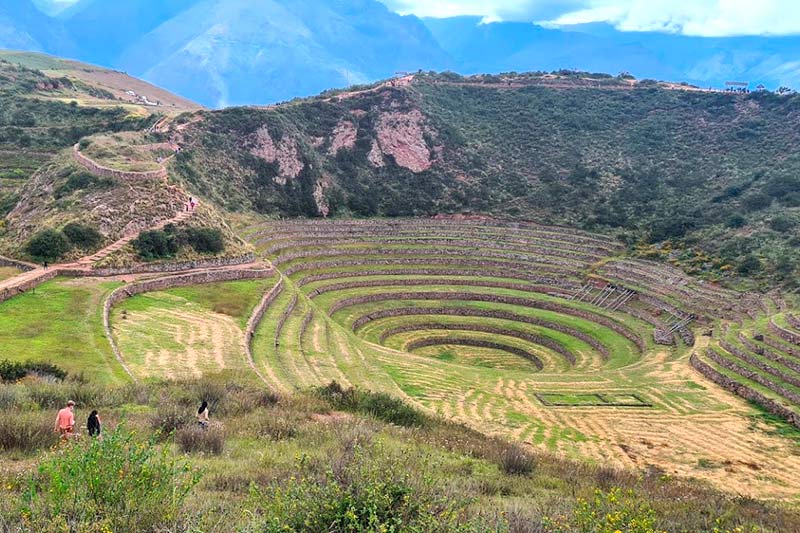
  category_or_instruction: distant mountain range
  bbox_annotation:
[3,0,800,107]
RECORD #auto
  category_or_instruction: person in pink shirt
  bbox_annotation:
[54,400,76,439]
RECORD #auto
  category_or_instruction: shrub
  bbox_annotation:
[132,229,178,260]
[150,400,192,436]
[0,411,57,452]
[499,443,536,476]
[25,229,71,261]
[317,382,426,427]
[22,426,202,532]
[737,254,762,275]
[0,360,67,383]
[183,227,224,253]
[726,214,746,228]
[176,423,225,455]
[769,216,796,232]
[544,487,662,533]
[62,222,103,248]
[53,171,112,199]
[249,444,478,532]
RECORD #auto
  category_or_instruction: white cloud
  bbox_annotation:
[381,0,800,36]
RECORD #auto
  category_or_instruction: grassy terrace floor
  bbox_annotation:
[111,278,276,382]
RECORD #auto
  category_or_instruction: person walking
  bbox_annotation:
[197,401,209,428]
[54,400,75,439]
[87,410,102,437]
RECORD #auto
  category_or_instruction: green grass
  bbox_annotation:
[0,278,127,384]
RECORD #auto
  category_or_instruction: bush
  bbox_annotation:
[317,382,426,427]
[150,400,192,435]
[726,214,746,228]
[53,171,112,199]
[183,227,224,253]
[737,254,762,275]
[249,444,478,532]
[0,411,57,452]
[176,423,225,455]
[62,222,103,248]
[25,229,71,261]
[499,443,536,476]
[22,426,202,532]
[0,360,66,382]
[769,216,796,232]
[544,487,661,533]
[132,229,178,260]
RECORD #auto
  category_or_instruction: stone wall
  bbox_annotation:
[307,278,570,300]
[73,144,167,181]
[330,291,645,353]
[0,256,36,271]
[243,279,284,388]
[738,333,800,374]
[705,348,800,405]
[690,353,800,430]
[769,320,800,346]
[62,254,257,278]
[351,306,607,361]
[719,340,800,389]
[379,322,573,366]
[295,268,573,289]
[0,270,58,304]
[405,337,543,370]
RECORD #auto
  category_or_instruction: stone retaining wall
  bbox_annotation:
[73,144,167,181]
[769,320,800,346]
[380,322,573,366]
[258,230,617,255]
[405,337,543,370]
[254,218,621,246]
[331,291,645,353]
[274,246,586,270]
[104,266,275,381]
[719,340,800,389]
[295,268,574,289]
[274,294,298,346]
[0,270,58,304]
[62,254,257,278]
[738,333,800,374]
[265,237,603,262]
[691,353,800,429]
[307,278,571,300]
[787,314,800,330]
[0,256,36,271]
[281,257,575,278]
[299,310,314,354]
[763,334,800,358]
[705,349,800,405]
[352,306,607,361]
[244,279,284,388]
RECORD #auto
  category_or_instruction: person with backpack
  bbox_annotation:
[87,410,102,437]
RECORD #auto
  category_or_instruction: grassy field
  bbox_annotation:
[0,277,128,384]
[3,377,798,532]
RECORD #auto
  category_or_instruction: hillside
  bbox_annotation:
[170,72,800,289]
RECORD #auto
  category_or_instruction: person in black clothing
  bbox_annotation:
[87,410,101,437]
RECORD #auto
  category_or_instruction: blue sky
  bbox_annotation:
[35,0,800,37]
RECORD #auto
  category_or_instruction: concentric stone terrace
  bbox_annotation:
[102,217,800,498]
